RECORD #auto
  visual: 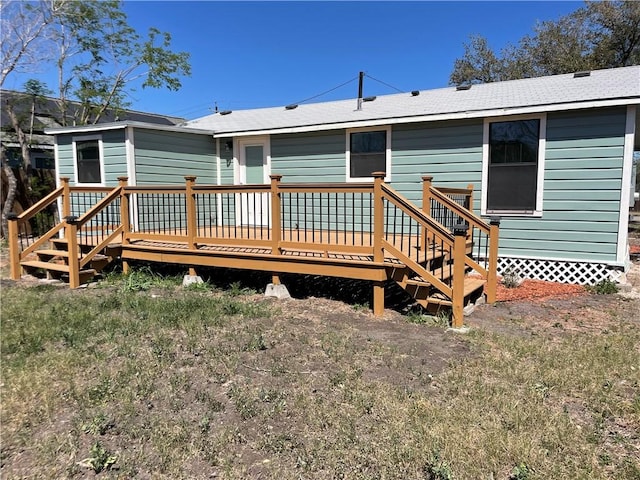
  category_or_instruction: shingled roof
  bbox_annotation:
[186,66,640,137]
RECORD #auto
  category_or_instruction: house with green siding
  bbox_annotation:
[47,65,640,284]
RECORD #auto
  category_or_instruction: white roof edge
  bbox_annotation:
[45,120,215,136]
[212,97,640,138]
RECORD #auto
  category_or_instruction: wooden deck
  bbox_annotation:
[8,174,499,327]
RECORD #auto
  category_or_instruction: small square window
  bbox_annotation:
[486,119,541,213]
[347,128,390,181]
[75,138,102,184]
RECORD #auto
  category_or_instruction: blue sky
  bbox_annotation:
[7,1,585,120]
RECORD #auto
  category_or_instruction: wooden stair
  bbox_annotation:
[390,238,485,313]
[20,238,120,285]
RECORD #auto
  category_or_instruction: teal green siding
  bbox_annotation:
[219,137,235,185]
[134,128,216,185]
[267,108,626,264]
[497,107,626,262]
[56,136,74,179]
[391,120,484,210]
[271,130,346,182]
[56,130,126,185]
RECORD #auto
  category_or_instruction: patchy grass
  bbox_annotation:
[1,271,639,479]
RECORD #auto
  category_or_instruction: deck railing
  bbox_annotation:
[8,174,499,325]
[6,178,113,280]
[423,176,499,303]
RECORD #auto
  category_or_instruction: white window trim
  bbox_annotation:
[481,113,546,217]
[346,126,392,183]
[72,134,105,186]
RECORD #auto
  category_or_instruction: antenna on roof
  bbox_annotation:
[357,71,364,111]
[214,102,218,113]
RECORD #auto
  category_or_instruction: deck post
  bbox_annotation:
[466,184,474,212]
[60,177,71,217]
[118,177,130,274]
[486,217,501,304]
[270,174,283,284]
[421,176,433,252]
[185,176,197,251]
[372,172,386,316]
[65,216,80,289]
[7,213,21,280]
[466,183,474,240]
[184,176,198,276]
[452,223,469,328]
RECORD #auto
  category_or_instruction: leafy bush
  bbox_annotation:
[587,279,618,295]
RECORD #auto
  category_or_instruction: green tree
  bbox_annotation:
[1,0,191,236]
[449,0,640,85]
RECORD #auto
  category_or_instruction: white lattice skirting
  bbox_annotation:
[497,257,625,285]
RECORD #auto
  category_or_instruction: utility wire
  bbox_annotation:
[365,73,405,93]
[291,75,359,105]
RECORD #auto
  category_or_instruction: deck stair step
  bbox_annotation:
[36,249,71,259]
[21,259,99,284]
[21,260,72,273]
[423,277,487,307]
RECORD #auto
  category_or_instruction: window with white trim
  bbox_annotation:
[483,116,545,215]
[346,127,391,181]
[73,136,103,184]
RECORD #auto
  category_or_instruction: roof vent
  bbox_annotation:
[573,70,591,78]
[285,104,298,110]
[362,96,377,102]
[220,110,232,115]
[411,90,420,96]
[456,84,472,91]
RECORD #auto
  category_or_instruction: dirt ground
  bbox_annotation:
[2,230,640,479]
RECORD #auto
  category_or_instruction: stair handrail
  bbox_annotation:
[429,185,491,232]
[378,181,455,297]
[427,180,499,303]
[69,184,125,276]
[10,184,64,224]
[7,180,70,279]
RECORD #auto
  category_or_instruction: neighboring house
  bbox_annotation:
[46,66,640,284]
[0,89,184,171]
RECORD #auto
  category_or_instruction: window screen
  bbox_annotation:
[350,130,386,178]
[76,139,102,184]
[487,119,539,212]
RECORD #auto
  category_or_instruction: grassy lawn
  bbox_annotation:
[1,268,639,479]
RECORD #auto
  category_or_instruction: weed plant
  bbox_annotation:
[586,278,619,295]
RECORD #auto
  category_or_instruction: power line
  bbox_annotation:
[365,73,404,94]
[290,75,360,105]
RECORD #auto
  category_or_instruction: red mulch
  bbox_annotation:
[496,279,586,302]
[631,245,640,255]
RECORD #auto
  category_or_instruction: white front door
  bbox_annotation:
[238,137,270,226]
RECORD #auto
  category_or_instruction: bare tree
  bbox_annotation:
[1,0,191,236]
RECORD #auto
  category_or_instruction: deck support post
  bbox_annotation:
[185,176,197,251]
[421,176,433,252]
[452,223,469,328]
[486,217,501,304]
[60,177,71,217]
[118,177,130,274]
[7,213,20,280]
[372,280,385,316]
[372,172,386,316]
[65,216,80,289]
[270,174,283,286]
